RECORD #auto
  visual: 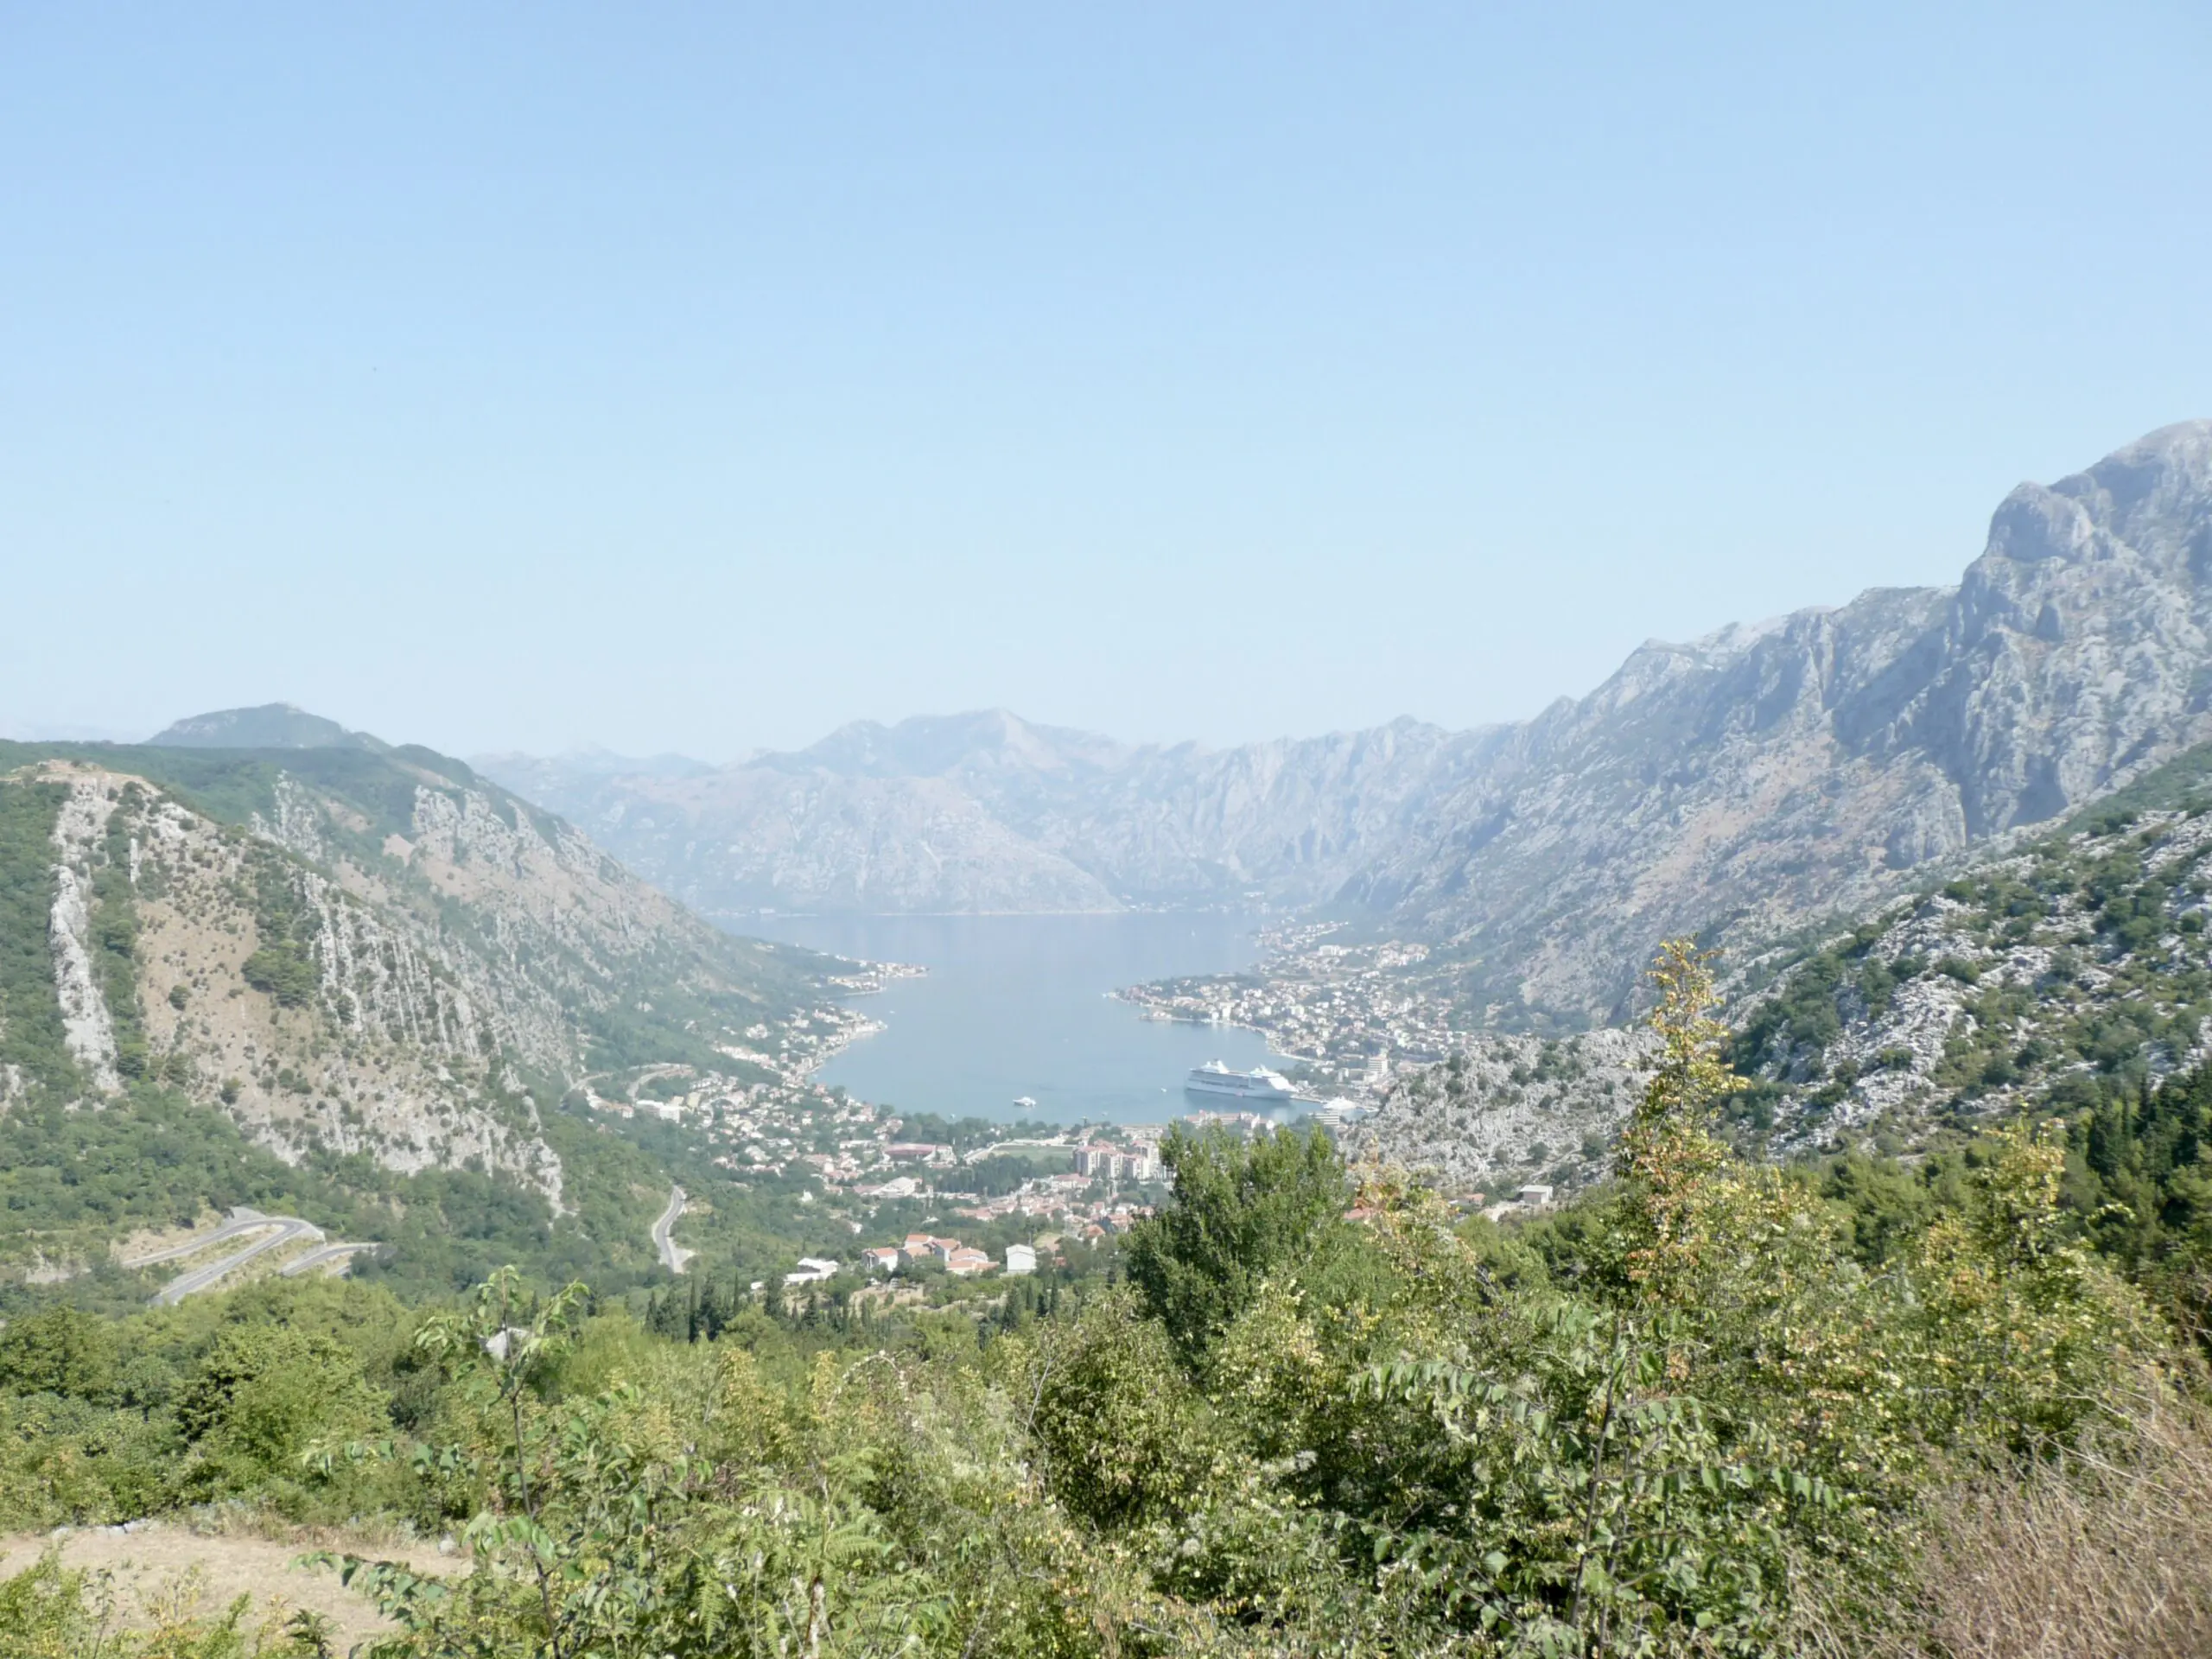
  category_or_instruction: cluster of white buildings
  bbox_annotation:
[588,1060,1190,1302]
[1116,930,1461,1093]
[1071,1140,1160,1181]
[855,1232,1034,1277]
[846,1205,1165,1284]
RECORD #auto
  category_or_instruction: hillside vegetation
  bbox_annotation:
[1336,734,2212,1224]
[3,945,2207,1656]
[1728,735,2212,1134]
[0,735,855,1296]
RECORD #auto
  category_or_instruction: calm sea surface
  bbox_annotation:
[731,913,1283,1127]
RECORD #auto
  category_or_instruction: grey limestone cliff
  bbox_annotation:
[0,733,840,1203]
[1363,419,2212,1024]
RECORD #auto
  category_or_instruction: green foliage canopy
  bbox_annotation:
[1123,1122,1353,1367]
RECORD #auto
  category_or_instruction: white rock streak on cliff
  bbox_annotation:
[48,777,120,1092]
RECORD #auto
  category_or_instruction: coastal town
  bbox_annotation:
[580,936,1491,1294]
[585,1052,1256,1285]
[1116,922,1467,1096]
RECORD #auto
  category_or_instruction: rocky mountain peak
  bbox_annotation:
[477,421,2211,1028]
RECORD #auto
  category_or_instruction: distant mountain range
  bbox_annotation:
[478,420,2212,1027]
[478,711,1478,919]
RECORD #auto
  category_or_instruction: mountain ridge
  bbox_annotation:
[474,422,2212,1027]
[0,734,848,1218]
[1370,418,2212,1022]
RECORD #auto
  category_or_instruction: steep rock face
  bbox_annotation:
[48,778,124,1092]
[3,766,559,1193]
[0,741,836,1201]
[1368,420,2212,1022]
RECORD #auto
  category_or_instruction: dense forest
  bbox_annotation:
[3,944,2208,1656]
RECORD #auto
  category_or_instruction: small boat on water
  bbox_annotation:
[1012,1095,1039,1111]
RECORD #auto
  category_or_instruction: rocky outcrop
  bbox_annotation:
[1364,420,2212,1023]
[1339,1027,1656,1194]
[3,742,839,1205]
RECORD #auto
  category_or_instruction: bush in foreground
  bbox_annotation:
[2,942,2204,1656]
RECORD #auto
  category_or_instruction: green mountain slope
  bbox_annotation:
[0,733,865,1295]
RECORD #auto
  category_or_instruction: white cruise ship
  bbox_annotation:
[1184,1059,1297,1103]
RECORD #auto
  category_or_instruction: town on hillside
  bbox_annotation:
[1116,923,1464,1098]
[585,1055,1328,1290]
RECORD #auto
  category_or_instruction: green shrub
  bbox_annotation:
[241,946,318,1008]
[0,1308,117,1400]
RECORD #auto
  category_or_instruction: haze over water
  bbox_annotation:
[734,913,1283,1127]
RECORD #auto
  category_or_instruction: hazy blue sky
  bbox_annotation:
[4,3,2208,760]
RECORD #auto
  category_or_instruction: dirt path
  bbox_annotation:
[0,1523,452,1650]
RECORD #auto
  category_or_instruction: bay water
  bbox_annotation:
[734,912,1283,1126]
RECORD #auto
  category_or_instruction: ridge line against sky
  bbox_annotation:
[3,3,2209,758]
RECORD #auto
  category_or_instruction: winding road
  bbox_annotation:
[121,1207,381,1305]
[280,1241,383,1278]
[120,1208,281,1268]
[652,1185,694,1274]
[149,1216,326,1305]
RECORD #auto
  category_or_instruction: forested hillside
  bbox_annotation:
[3,948,2207,1656]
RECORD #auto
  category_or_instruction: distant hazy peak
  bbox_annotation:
[472,746,715,780]
[149,702,389,752]
[774,709,1130,779]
